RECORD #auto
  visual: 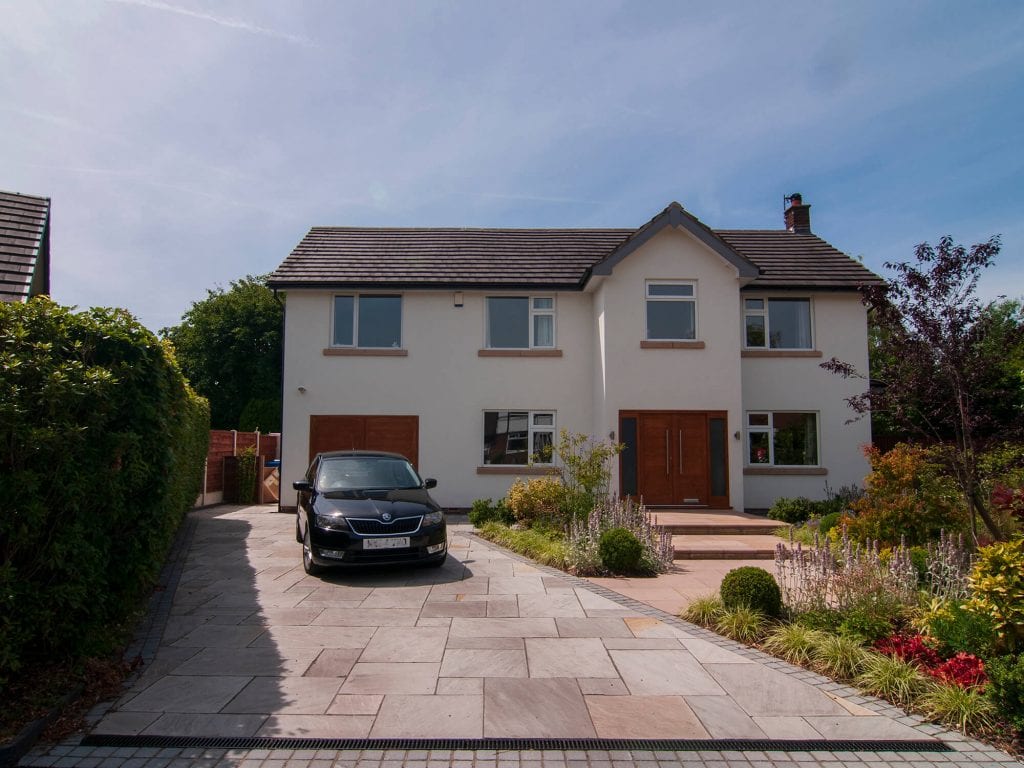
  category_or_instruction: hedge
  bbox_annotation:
[0,298,209,682]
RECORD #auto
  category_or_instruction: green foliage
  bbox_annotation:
[837,606,893,644]
[918,599,997,659]
[986,654,1024,733]
[565,497,673,577]
[768,497,817,524]
[468,498,514,527]
[681,594,724,626]
[965,539,1024,653]
[719,566,782,617]
[794,609,844,634]
[818,511,842,536]
[811,633,869,680]
[237,446,258,505]
[0,298,209,683]
[761,623,824,666]
[505,476,565,527]
[161,275,281,430]
[920,682,998,734]
[855,653,930,707]
[554,429,622,519]
[715,605,768,643]
[598,527,642,574]
[476,522,567,568]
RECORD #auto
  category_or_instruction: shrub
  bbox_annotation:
[505,476,565,527]
[965,538,1024,653]
[932,653,988,689]
[237,445,258,504]
[794,609,844,634]
[918,599,996,659]
[720,566,782,617]
[598,527,642,573]
[837,607,893,644]
[920,682,998,734]
[682,594,724,626]
[565,497,673,576]
[986,654,1024,733]
[468,497,514,527]
[768,497,817,524]
[761,623,824,666]
[873,633,942,669]
[0,299,209,683]
[846,444,968,546]
[818,511,842,536]
[715,605,768,643]
[553,429,622,520]
[855,653,930,707]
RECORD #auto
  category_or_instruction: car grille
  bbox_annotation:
[347,516,422,535]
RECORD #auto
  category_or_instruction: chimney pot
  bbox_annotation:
[784,193,811,234]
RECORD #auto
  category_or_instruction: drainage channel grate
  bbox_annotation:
[81,735,952,753]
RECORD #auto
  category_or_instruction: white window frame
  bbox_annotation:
[485,295,556,349]
[645,280,697,341]
[743,296,813,350]
[331,294,403,349]
[746,411,820,467]
[482,410,557,466]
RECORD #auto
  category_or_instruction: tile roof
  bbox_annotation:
[269,205,883,291]
[0,190,50,302]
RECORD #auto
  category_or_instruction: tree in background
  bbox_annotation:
[823,236,1024,542]
[162,275,282,431]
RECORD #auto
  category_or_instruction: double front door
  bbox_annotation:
[620,410,728,507]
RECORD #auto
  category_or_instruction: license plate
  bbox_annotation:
[363,537,410,550]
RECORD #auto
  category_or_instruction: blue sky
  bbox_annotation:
[2,0,1022,332]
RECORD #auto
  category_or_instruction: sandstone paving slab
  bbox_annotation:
[683,695,769,738]
[752,716,824,739]
[525,637,618,678]
[445,636,525,650]
[257,714,374,738]
[574,588,631,612]
[170,647,319,677]
[449,617,557,638]
[222,676,343,714]
[250,625,376,649]
[577,678,629,695]
[803,715,937,740]
[623,616,691,639]
[416,616,452,627]
[130,646,201,687]
[704,662,849,717]
[554,617,634,638]
[600,637,685,650]
[586,695,709,738]
[370,694,483,737]
[517,593,586,618]
[240,607,325,626]
[420,600,488,618]
[119,675,253,713]
[359,586,433,608]
[487,576,547,594]
[312,607,421,626]
[303,648,362,677]
[339,662,440,695]
[427,577,492,595]
[326,694,383,715]
[610,650,725,695]
[88,711,161,735]
[439,647,528,678]
[485,596,520,617]
[141,712,267,737]
[436,677,484,695]
[171,624,267,648]
[483,678,596,738]
[360,626,449,662]
[680,638,755,664]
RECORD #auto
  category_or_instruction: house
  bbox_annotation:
[268,195,883,513]
[0,190,51,303]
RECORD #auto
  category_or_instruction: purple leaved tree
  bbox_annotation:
[822,235,1023,543]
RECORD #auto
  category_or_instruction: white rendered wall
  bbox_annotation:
[591,227,746,510]
[280,289,595,509]
[740,292,872,510]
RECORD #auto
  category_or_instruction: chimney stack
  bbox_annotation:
[784,192,811,234]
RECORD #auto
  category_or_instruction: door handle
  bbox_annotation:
[679,430,683,475]
[665,429,670,475]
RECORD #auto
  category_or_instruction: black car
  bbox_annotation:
[293,450,447,574]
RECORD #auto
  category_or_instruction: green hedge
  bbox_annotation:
[0,298,209,682]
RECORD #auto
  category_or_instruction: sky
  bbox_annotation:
[2,0,1023,333]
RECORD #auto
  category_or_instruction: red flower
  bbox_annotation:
[873,633,941,669]
[931,653,988,690]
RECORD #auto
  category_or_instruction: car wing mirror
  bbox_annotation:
[293,480,312,492]
[423,478,438,489]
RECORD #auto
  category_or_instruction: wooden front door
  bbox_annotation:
[621,411,728,507]
[308,415,419,468]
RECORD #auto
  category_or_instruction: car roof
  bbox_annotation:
[315,450,411,461]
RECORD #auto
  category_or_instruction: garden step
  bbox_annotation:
[671,533,785,560]
[650,510,788,537]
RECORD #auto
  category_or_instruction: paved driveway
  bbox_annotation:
[25,505,1020,767]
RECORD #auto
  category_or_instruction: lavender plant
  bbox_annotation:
[566,496,673,576]
[924,529,973,601]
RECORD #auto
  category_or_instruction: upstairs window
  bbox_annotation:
[482,410,556,465]
[744,298,812,349]
[646,282,696,340]
[333,295,402,348]
[747,411,818,466]
[486,296,555,349]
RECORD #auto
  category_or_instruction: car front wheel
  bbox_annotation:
[302,529,324,576]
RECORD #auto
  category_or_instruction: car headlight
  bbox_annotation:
[422,510,444,527]
[315,512,349,531]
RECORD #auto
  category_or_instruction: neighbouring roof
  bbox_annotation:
[269,202,883,291]
[0,190,51,302]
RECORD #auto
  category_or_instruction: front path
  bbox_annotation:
[20,506,1020,767]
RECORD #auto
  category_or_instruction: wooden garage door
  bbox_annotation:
[308,415,419,468]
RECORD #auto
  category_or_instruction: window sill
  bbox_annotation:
[744,466,828,476]
[476,465,559,476]
[477,349,563,357]
[322,347,408,357]
[741,350,822,358]
[640,340,705,349]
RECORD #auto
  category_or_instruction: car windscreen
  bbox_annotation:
[317,457,422,491]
